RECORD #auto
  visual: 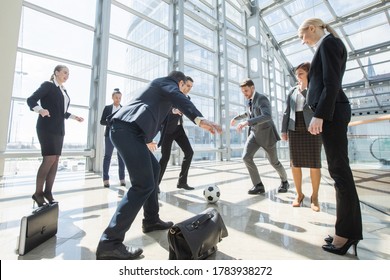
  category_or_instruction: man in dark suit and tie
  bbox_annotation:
[158,76,195,190]
[100,88,125,188]
[96,71,222,260]
[231,79,289,195]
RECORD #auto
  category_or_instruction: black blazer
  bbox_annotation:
[112,76,203,143]
[160,95,190,135]
[100,104,122,137]
[27,81,71,136]
[307,34,349,121]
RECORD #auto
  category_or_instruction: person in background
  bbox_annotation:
[27,65,84,207]
[298,18,362,255]
[281,62,322,212]
[231,78,289,195]
[100,88,126,188]
[158,76,195,191]
[96,71,222,260]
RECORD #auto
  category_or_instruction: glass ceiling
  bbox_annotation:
[256,0,390,113]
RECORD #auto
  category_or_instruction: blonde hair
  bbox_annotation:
[50,65,68,81]
[298,18,340,38]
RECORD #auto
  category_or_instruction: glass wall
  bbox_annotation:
[9,0,95,151]
[4,0,315,175]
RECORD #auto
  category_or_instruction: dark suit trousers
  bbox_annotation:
[321,103,363,240]
[103,136,125,181]
[98,121,160,250]
[158,125,193,185]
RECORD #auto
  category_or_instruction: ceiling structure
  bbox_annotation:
[240,0,390,116]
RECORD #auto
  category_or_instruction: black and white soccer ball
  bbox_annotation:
[203,185,220,204]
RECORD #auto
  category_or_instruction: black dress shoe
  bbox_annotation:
[177,183,194,190]
[142,219,174,233]
[248,183,265,195]
[96,245,143,260]
[104,184,110,188]
[278,181,289,193]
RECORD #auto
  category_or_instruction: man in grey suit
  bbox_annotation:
[231,78,289,195]
[96,71,222,260]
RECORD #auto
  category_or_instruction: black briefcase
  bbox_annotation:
[168,207,228,260]
[17,202,59,256]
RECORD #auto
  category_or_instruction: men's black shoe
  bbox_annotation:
[177,183,194,190]
[96,245,143,260]
[103,184,110,188]
[248,183,265,195]
[142,219,174,233]
[278,181,289,193]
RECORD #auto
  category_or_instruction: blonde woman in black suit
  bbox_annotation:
[27,65,84,207]
[298,18,362,256]
[281,62,322,212]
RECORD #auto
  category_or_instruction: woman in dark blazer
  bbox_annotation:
[27,65,84,207]
[100,88,125,188]
[298,18,363,256]
[281,62,322,211]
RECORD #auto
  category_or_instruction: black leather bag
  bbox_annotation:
[18,202,59,256]
[168,207,228,260]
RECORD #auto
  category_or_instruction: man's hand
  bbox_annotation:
[172,108,183,116]
[146,141,158,152]
[281,132,288,141]
[308,117,323,135]
[199,119,222,135]
[236,121,248,133]
[230,118,236,126]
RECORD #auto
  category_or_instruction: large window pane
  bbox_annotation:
[26,0,96,26]
[108,39,168,80]
[19,8,94,65]
[184,15,215,49]
[110,6,169,55]
[184,40,214,73]
[116,0,169,27]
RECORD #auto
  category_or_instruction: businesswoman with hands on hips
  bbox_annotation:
[27,65,84,207]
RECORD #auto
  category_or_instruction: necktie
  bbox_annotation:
[248,99,253,112]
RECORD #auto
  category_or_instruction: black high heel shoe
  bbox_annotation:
[43,192,57,204]
[32,194,47,208]
[322,239,359,256]
[324,235,333,244]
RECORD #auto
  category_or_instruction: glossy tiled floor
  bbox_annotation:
[0,158,389,260]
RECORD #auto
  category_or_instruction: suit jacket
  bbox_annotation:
[27,81,71,136]
[100,104,122,137]
[281,86,314,132]
[233,91,280,147]
[307,33,349,121]
[112,76,203,143]
[157,95,191,146]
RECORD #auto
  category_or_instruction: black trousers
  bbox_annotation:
[158,125,193,185]
[98,121,160,250]
[321,103,363,240]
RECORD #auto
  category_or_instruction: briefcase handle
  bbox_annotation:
[186,212,214,231]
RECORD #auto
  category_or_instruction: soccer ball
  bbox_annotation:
[203,185,220,204]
